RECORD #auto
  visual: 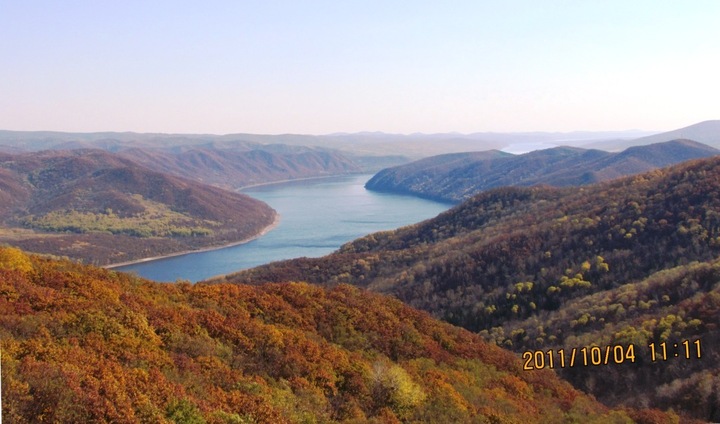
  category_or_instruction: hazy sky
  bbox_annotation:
[1,1,719,134]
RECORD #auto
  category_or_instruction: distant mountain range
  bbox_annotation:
[3,121,718,160]
[581,120,720,151]
[0,122,715,187]
[0,131,377,186]
[365,139,720,202]
[0,149,276,265]
[0,127,658,161]
[216,156,720,420]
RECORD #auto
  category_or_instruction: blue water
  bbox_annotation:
[114,174,451,282]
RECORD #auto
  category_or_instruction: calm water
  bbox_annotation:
[114,174,451,282]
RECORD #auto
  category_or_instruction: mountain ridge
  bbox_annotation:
[0,127,659,160]
[118,146,363,190]
[634,120,720,146]
[582,120,720,151]
[365,139,720,202]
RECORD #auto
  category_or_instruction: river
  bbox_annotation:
[114,174,451,282]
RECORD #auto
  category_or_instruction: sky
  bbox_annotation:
[1,1,719,135]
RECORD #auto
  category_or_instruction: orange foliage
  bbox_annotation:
[0,251,677,422]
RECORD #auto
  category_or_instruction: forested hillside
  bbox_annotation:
[217,156,720,420]
[502,258,720,417]
[0,130,373,188]
[365,139,719,202]
[119,146,362,189]
[0,149,276,265]
[0,248,675,423]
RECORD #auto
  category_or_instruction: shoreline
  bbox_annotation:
[105,173,365,270]
[104,212,281,269]
[238,172,367,191]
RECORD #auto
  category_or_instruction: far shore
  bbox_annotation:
[104,212,280,270]
[105,173,365,270]
[237,172,366,191]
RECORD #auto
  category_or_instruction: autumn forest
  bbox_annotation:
[218,156,720,421]
[2,131,720,422]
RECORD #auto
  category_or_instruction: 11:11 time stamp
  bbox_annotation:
[522,339,702,370]
[649,339,702,361]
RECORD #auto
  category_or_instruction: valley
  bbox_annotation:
[114,174,450,282]
[215,155,720,420]
[4,3,719,421]
[1,123,720,422]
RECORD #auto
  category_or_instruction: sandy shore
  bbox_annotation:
[104,212,281,269]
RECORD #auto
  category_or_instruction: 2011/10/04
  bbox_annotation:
[522,339,702,370]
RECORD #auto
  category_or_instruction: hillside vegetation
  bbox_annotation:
[217,156,720,420]
[365,139,719,202]
[119,146,363,190]
[0,149,276,265]
[0,248,677,423]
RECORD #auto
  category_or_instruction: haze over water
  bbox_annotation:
[115,174,451,282]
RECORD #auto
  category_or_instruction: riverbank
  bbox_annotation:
[104,212,281,269]
[106,173,451,282]
[238,172,364,191]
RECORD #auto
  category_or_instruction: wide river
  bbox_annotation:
[115,174,451,282]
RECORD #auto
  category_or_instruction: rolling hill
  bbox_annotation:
[0,149,277,266]
[583,120,720,151]
[215,156,720,421]
[633,120,720,148]
[0,131,378,187]
[365,139,719,202]
[118,146,363,190]
[0,127,679,189]
[0,248,679,423]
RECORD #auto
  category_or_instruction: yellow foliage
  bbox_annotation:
[372,361,426,414]
[0,247,33,273]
